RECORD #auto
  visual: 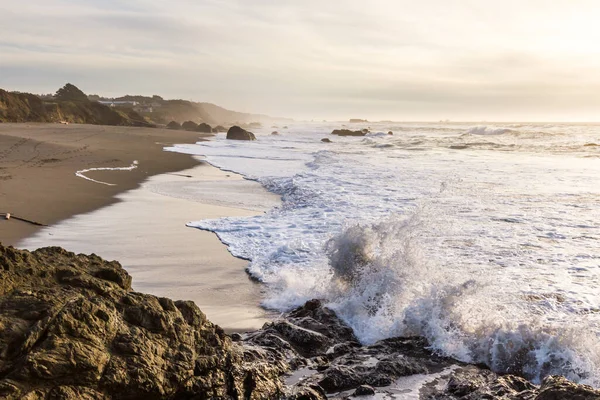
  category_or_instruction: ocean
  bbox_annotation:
[169,122,600,386]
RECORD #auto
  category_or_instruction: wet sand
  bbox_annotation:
[1,123,281,331]
[0,123,206,245]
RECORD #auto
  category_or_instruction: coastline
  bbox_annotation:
[20,162,281,331]
[1,122,279,331]
[0,123,207,245]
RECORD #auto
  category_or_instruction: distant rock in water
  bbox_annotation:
[388,131,394,135]
[181,120,198,131]
[227,125,256,141]
[272,131,280,135]
[321,138,332,143]
[212,125,227,133]
[196,122,213,133]
[331,129,367,137]
[166,120,181,130]
[349,118,368,123]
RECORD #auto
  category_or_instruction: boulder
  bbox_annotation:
[196,123,213,133]
[212,125,228,133]
[331,129,366,137]
[321,138,332,143]
[166,121,181,130]
[181,120,198,131]
[272,131,279,135]
[387,131,393,135]
[227,126,256,141]
[0,244,284,399]
[354,385,376,396]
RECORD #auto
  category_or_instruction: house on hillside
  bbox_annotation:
[98,100,138,107]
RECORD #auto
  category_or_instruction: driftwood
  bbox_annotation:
[0,213,47,226]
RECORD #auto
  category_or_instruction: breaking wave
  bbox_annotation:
[324,213,600,386]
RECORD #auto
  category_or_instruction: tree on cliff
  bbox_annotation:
[55,83,88,102]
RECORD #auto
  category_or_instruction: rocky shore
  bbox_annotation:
[1,244,599,399]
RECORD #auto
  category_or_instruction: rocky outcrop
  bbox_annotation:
[196,123,213,133]
[331,129,367,137]
[1,245,599,400]
[166,121,181,130]
[227,126,256,141]
[0,245,284,399]
[181,120,198,131]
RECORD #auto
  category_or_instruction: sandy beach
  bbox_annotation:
[1,123,280,331]
[0,123,208,245]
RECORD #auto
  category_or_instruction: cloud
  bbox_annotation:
[1,0,600,120]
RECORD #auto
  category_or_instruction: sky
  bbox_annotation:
[1,0,600,121]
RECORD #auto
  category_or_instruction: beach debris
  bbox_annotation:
[1,213,46,226]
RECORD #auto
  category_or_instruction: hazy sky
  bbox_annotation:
[2,0,600,121]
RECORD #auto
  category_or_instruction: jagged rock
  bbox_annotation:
[321,138,332,143]
[2,246,599,400]
[286,384,327,400]
[331,129,366,137]
[196,122,213,133]
[227,126,256,141]
[0,244,284,399]
[536,376,600,400]
[353,384,376,396]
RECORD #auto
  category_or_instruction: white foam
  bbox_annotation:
[75,160,138,185]
[171,122,600,386]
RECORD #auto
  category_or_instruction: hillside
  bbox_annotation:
[0,88,152,127]
[104,94,290,126]
[1,84,291,127]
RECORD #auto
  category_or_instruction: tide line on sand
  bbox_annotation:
[75,160,139,186]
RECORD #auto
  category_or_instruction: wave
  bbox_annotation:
[465,126,515,136]
[322,213,600,386]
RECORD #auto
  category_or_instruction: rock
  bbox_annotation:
[166,121,181,130]
[272,131,279,135]
[331,129,366,137]
[0,244,284,399]
[196,122,213,133]
[213,125,228,133]
[227,126,257,141]
[387,131,393,135]
[353,384,376,396]
[181,120,198,131]
[2,247,598,400]
[283,126,289,129]
[321,138,332,143]
[349,119,368,123]
[536,375,600,400]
